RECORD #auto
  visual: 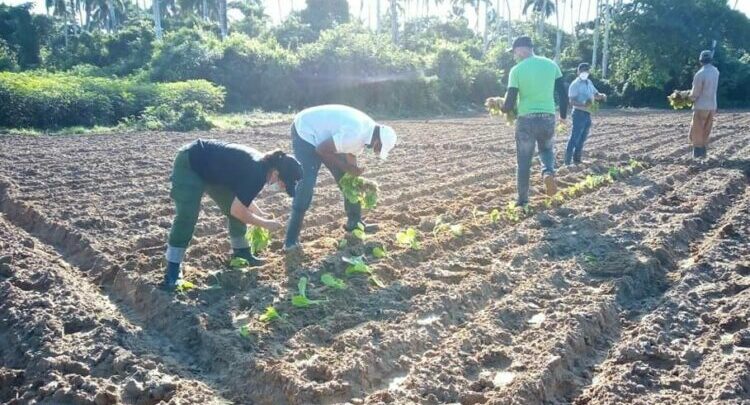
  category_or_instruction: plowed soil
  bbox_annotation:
[1,110,749,405]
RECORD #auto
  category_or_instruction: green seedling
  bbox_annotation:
[321,273,346,289]
[629,159,645,170]
[175,280,195,293]
[229,257,250,269]
[239,325,251,338]
[556,123,568,135]
[258,306,281,323]
[246,226,270,255]
[340,173,379,209]
[522,205,533,216]
[489,209,501,224]
[608,166,622,180]
[668,90,693,110]
[343,256,372,275]
[338,239,348,249]
[372,246,388,258]
[503,202,521,223]
[432,215,450,238]
[292,276,325,308]
[351,223,367,241]
[396,227,421,250]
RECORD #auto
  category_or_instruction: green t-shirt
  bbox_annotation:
[508,55,563,116]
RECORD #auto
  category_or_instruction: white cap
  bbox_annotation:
[378,125,397,160]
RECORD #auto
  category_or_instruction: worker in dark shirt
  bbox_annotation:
[163,139,303,290]
[501,36,568,206]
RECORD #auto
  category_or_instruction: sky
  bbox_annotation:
[3,0,750,34]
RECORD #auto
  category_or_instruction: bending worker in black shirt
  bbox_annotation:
[163,139,303,290]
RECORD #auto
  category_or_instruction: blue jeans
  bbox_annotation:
[565,109,592,165]
[515,114,556,206]
[284,125,361,246]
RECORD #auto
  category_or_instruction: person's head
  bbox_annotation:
[368,125,397,160]
[508,36,534,60]
[699,50,713,65]
[263,150,303,198]
[577,63,591,80]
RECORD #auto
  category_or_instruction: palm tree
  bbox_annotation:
[504,0,512,47]
[153,0,163,39]
[390,0,399,43]
[522,0,555,36]
[601,0,611,77]
[554,0,562,62]
[591,0,600,70]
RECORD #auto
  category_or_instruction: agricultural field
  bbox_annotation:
[1,110,749,405]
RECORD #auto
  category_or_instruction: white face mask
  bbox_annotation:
[579,72,590,80]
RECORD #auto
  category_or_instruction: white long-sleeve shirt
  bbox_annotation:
[293,105,377,154]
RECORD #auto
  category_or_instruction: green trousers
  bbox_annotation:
[166,148,248,263]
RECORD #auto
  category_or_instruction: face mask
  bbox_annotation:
[579,72,590,80]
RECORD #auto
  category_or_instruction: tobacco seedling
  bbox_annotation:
[450,224,464,236]
[343,256,371,275]
[229,257,249,269]
[239,325,251,338]
[503,202,521,223]
[291,276,325,308]
[489,209,501,224]
[340,173,379,209]
[175,280,195,293]
[396,227,421,250]
[246,226,270,255]
[668,90,693,110]
[352,223,367,241]
[321,273,346,289]
[372,246,388,258]
[259,306,281,323]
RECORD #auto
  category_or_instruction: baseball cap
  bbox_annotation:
[699,50,713,63]
[378,125,397,160]
[507,36,534,52]
[578,63,591,72]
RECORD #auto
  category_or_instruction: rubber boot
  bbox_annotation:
[342,199,379,232]
[700,146,708,158]
[163,261,182,290]
[284,210,305,250]
[692,146,700,159]
[233,248,265,267]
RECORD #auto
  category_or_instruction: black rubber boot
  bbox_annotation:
[162,261,182,291]
[233,248,265,267]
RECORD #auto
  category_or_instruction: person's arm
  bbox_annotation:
[555,77,568,120]
[690,73,703,101]
[230,198,282,231]
[316,138,362,176]
[592,83,607,101]
[501,88,518,113]
[249,202,268,217]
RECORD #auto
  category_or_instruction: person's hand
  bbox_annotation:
[265,219,283,232]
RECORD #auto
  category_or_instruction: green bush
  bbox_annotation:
[0,38,18,71]
[295,24,436,113]
[211,34,297,110]
[431,43,476,106]
[141,101,213,132]
[0,71,224,129]
[150,27,221,82]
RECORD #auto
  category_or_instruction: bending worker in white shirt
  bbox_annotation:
[284,104,397,251]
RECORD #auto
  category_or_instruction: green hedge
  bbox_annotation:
[0,71,224,129]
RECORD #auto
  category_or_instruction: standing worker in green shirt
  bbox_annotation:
[501,36,569,206]
[163,139,303,290]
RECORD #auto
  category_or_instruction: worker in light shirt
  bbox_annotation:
[284,105,397,251]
